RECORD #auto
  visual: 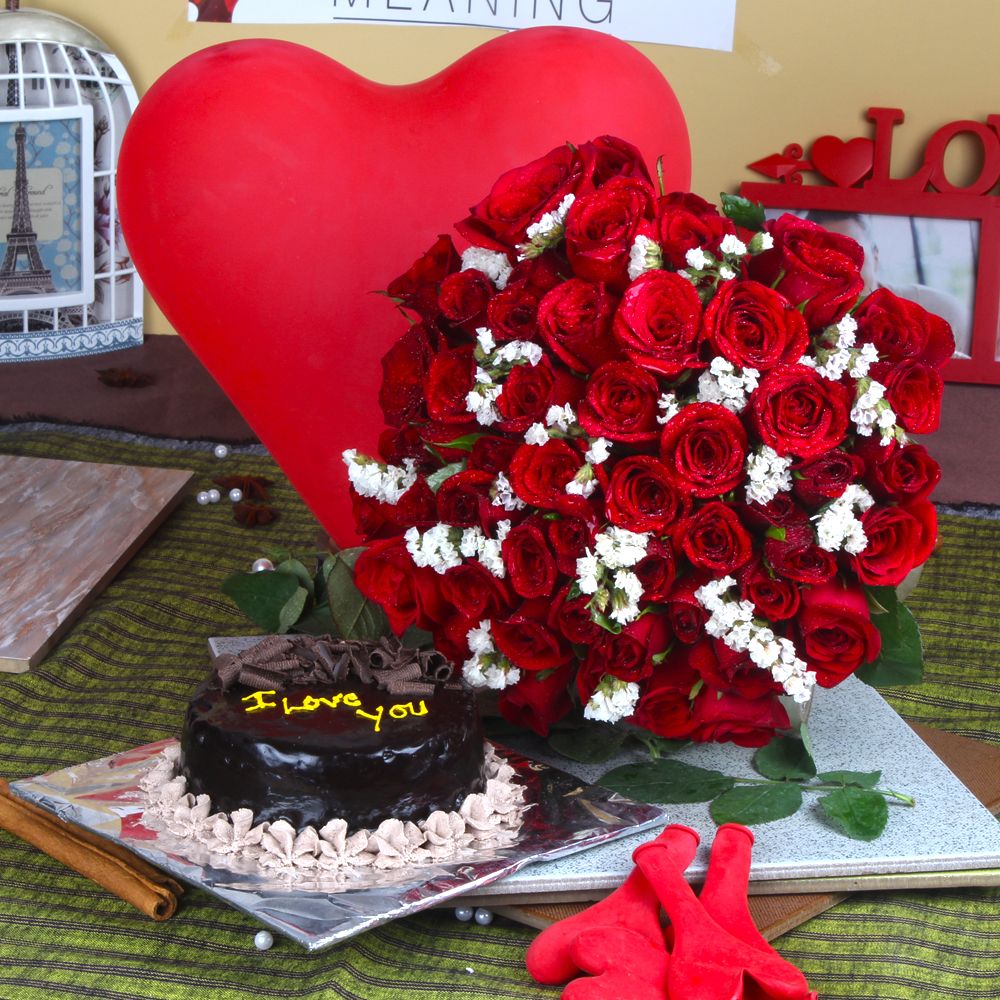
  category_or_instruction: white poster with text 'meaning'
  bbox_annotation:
[187,0,737,53]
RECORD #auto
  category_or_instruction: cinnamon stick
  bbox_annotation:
[0,777,184,920]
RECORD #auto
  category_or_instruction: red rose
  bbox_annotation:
[495,359,567,433]
[792,449,866,507]
[354,539,446,634]
[606,456,689,533]
[456,143,584,251]
[493,599,570,672]
[749,214,864,327]
[508,439,583,510]
[854,288,955,368]
[435,469,498,528]
[703,280,809,371]
[689,688,789,748]
[613,270,704,376]
[750,364,852,459]
[440,561,511,622]
[577,361,662,443]
[633,537,677,602]
[851,500,937,586]
[379,322,436,427]
[799,581,881,688]
[579,135,653,187]
[552,585,604,645]
[468,435,520,476]
[351,477,436,542]
[581,613,672,692]
[765,523,837,584]
[680,502,754,574]
[502,518,558,599]
[564,176,656,288]
[498,664,574,737]
[653,204,734,270]
[738,559,801,621]
[377,426,436,472]
[689,639,781,701]
[740,493,810,532]
[537,278,621,373]
[426,346,475,424]
[547,512,597,577]
[659,402,748,498]
[879,360,944,434]
[437,269,493,328]
[632,647,699,740]
[867,443,941,503]
[664,576,710,644]
[506,253,564,296]
[486,286,540,342]
[386,234,460,321]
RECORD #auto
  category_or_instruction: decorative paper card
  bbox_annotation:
[186,0,738,52]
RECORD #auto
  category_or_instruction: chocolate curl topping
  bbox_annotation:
[211,634,457,692]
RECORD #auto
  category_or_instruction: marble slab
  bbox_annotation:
[0,455,194,672]
[208,636,1000,896]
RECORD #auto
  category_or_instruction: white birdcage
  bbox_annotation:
[0,2,141,361]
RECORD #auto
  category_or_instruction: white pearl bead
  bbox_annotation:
[213,444,230,459]
[454,906,474,922]
[196,491,211,505]
[474,908,493,926]
[207,489,221,503]
[228,488,244,503]
[253,930,273,951]
[251,558,274,573]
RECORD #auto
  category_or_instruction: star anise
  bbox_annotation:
[96,367,155,388]
[213,474,273,501]
[233,501,279,527]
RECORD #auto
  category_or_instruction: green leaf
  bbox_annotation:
[278,587,309,634]
[818,769,882,789]
[599,759,735,804]
[720,192,765,231]
[324,550,390,642]
[275,558,315,598]
[400,625,434,649]
[819,787,889,841]
[426,461,465,492]
[221,570,302,633]
[294,606,336,636]
[549,725,630,765]
[764,525,786,542]
[865,585,898,616]
[753,734,817,781]
[431,433,485,452]
[854,597,924,687]
[800,720,815,763]
[710,783,803,826]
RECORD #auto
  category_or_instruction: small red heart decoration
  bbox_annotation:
[118,29,690,544]
[810,135,875,188]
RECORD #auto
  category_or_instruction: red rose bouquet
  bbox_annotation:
[343,136,950,749]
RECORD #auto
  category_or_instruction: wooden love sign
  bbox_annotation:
[742,107,1000,385]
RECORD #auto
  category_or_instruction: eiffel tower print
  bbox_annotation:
[0,122,56,297]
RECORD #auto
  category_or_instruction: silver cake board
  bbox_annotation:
[207,636,1000,901]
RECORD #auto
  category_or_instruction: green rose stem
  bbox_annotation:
[723,775,915,806]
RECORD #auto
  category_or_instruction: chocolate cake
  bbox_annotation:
[179,635,487,830]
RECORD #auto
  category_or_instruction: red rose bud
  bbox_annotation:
[748,213,865,328]
[690,639,781,701]
[764,523,838,584]
[577,360,662,443]
[551,585,604,645]
[680,502,754,574]
[498,664,574,738]
[703,280,809,372]
[792,449,866,507]
[468,434,520,475]
[492,599,571,672]
[738,559,801,621]
[435,469,498,528]
[537,278,622,373]
[386,234,460,321]
[854,287,956,368]
[879,359,944,434]
[456,143,583,252]
[851,500,937,586]
[632,649,699,741]
[426,346,476,424]
[494,359,557,433]
[867,442,941,502]
[659,402,748,498]
[486,286,540,342]
[689,688,790,748]
[351,476,436,542]
[354,538,447,634]
[440,561,511,622]
[613,270,705,377]
[502,518,559,599]
[437,269,493,328]
[740,492,810,531]
[379,322,437,427]
[664,575,711,644]
[750,364,852,459]
[505,253,565,296]
[581,614,672,692]
[508,438,584,510]
[547,513,597,577]
[654,204,734,270]
[606,456,689,533]
[564,176,657,288]
[799,581,881,688]
[579,134,654,187]
[633,537,677,602]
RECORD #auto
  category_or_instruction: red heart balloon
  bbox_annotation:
[118,28,689,544]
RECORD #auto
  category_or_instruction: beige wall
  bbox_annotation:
[37,0,1000,334]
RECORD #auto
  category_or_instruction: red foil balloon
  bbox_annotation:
[118,28,690,544]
